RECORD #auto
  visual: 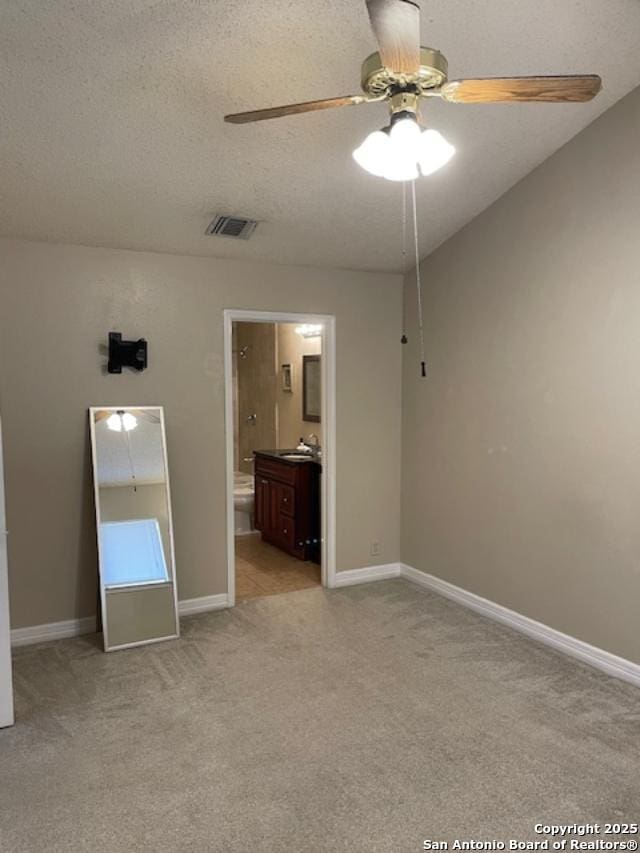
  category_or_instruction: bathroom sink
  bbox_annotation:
[279,453,314,461]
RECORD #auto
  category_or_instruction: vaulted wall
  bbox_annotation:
[402,86,640,663]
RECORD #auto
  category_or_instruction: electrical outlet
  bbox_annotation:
[370,541,380,557]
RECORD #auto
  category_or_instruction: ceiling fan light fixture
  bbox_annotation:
[353,115,453,181]
[353,121,420,181]
[352,129,390,177]
[107,411,138,432]
[382,115,421,181]
[389,115,422,160]
[418,128,455,176]
[382,155,419,182]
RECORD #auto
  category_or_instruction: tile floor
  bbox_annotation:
[235,533,321,601]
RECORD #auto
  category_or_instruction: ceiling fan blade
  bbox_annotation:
[365,0,421,75]
[440,75,602,104]
[225,95,367,124]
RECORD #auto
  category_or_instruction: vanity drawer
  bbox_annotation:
[274,515,296,551]
[277,483,295,517]
[254,456,297,486]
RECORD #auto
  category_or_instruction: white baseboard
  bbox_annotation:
[400,563,640,688]
[178,593,230,617]
[14,567,636,688]
[333,563,401,588]
[11,594,231,648]
[10,615,97,648]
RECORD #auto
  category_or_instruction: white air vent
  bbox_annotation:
[205,215,258,240]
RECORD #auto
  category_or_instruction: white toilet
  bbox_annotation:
[233,471,255,535]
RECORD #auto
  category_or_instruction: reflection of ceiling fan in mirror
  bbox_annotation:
[92,408,166,491]
[225,0,601,182]
[94,409,161,432]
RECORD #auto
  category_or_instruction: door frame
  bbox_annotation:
[0,416,14,727]
[223,309,337,604]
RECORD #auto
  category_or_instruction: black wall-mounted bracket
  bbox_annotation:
[107,332,148,374]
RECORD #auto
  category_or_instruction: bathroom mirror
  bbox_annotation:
[89,407,179,651]
[302,355,321,422]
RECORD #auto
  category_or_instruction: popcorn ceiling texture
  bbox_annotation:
[1,0,640,272]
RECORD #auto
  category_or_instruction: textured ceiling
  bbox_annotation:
[1,1,639,273]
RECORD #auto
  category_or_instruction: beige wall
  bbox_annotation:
[276,324,322,449]
[402,86,640,664]
[0,239,402,628]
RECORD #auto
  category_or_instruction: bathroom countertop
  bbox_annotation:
[253,449,322,466]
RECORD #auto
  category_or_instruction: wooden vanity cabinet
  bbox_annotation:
[254,453,320,563]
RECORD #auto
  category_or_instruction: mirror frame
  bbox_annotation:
[89,406,180,651]
[302,355,321,423]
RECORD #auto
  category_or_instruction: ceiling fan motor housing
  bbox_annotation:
[360,47,448,97]
[389,91,419,120]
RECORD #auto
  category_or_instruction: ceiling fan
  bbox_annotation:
[224,0,602,181]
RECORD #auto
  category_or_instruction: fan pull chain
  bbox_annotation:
[410,180,427,378]
[124,430,137,492]
[400,181,408,345]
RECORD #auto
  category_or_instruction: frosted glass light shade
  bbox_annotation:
[382,158,419,182]
[352,130,390,178]
[353,118,454,182]
[418,129,455,176]
[107,412,138,432]
[389,118,422,161]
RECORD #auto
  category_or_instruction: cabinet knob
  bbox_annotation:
[261,479,268,485]
[283,528,288,535]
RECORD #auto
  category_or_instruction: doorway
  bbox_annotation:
[223,311,336,605]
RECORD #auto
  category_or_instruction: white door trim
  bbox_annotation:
[223,309,337,604]
[0,416,15,727]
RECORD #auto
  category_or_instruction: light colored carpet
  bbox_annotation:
[1,580,638,852]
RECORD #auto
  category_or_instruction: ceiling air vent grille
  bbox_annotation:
[205,215,258,240]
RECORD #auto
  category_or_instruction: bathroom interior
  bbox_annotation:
[232,320,323,601]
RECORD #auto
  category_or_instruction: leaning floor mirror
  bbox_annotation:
[89,407,179,651]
